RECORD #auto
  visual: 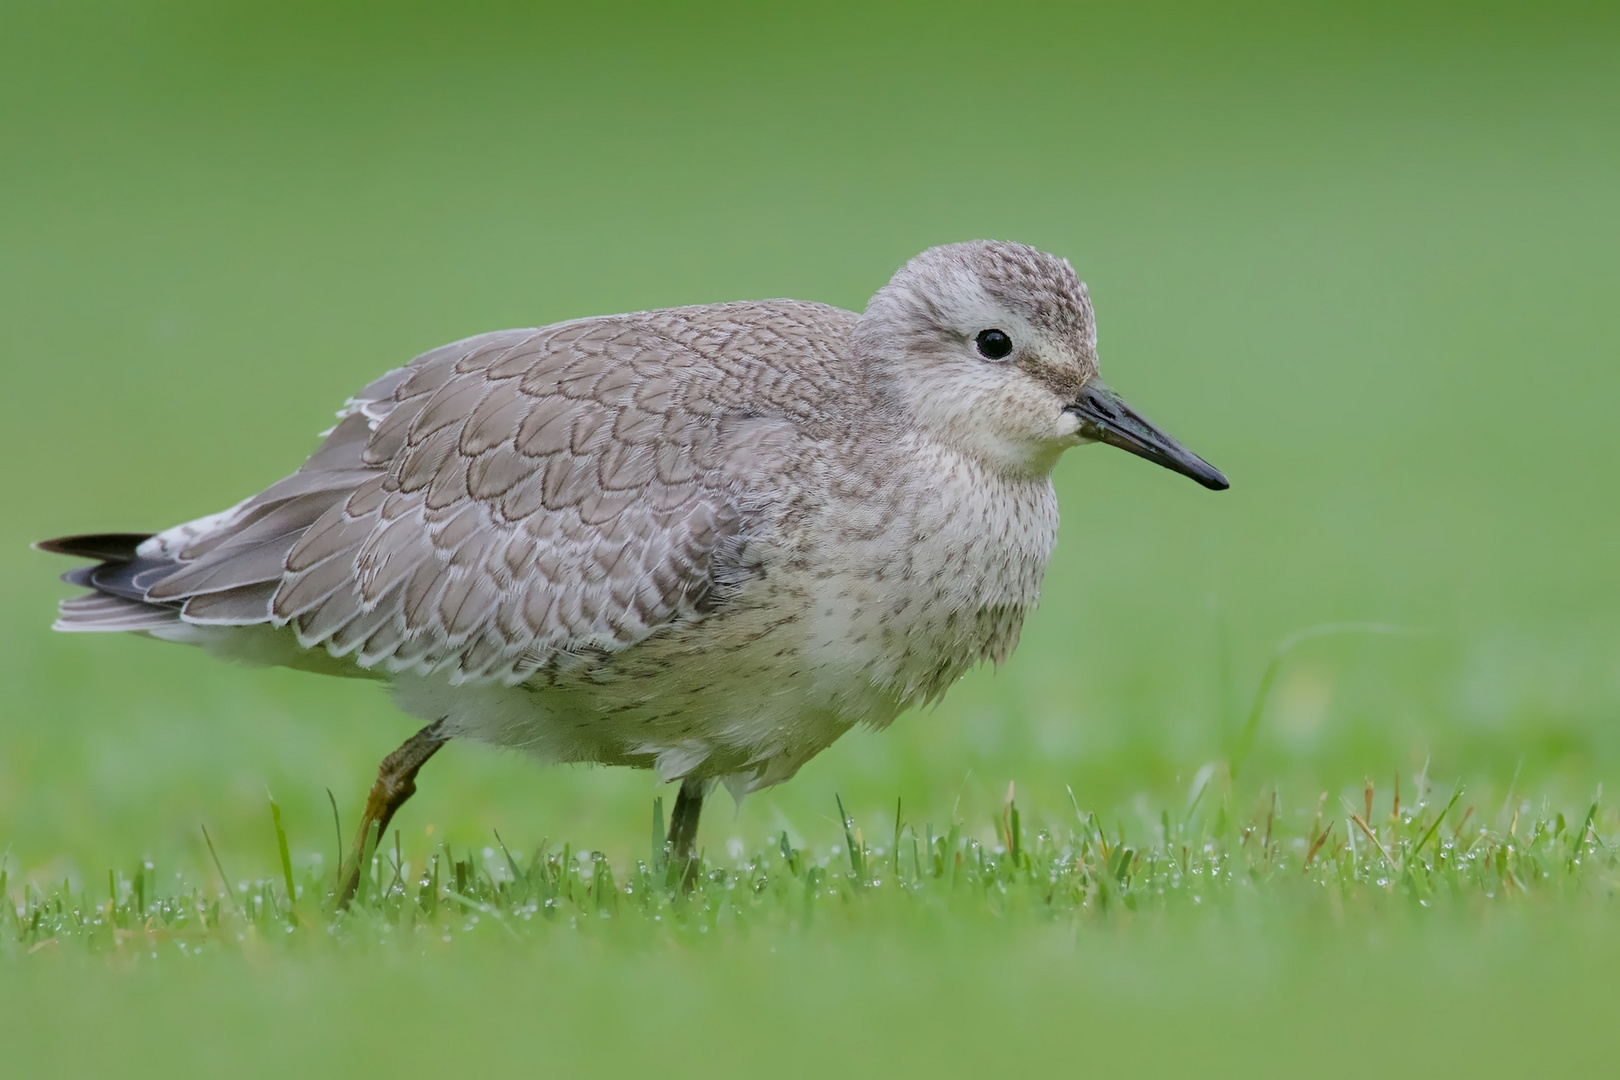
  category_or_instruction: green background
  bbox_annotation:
[2,0,1617,1072]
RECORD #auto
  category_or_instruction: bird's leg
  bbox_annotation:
[336,718,449,909]
[668,776,709,890]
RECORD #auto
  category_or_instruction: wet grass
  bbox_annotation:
[8,775,1613,960]
[8,772,1618,1076]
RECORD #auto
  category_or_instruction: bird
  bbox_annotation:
[38,240,1227,900]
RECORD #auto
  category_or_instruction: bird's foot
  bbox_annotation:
[335,718,449,909]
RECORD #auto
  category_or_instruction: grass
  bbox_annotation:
[9,777,1615,960]
[6,775,1618,1076]
[3,0,1619,1075]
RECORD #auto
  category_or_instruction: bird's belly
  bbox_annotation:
[386,596,899,793]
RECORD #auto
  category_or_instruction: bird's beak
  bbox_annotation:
[1067,380,1229,491]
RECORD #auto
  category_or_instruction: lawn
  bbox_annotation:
[2,1,1617,1074]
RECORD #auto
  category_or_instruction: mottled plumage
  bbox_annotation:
[41,241,1225,857]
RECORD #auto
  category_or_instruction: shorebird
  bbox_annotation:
[39,241,1226,899]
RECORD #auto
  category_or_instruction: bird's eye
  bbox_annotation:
[975,329,1013,360]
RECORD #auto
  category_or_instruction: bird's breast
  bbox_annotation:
[795,440,1060,712]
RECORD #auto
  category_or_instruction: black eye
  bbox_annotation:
[975,329,1013,360]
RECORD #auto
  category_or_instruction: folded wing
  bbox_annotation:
[45,312,821,684]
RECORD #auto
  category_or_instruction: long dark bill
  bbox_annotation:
[1067,380,1229,491]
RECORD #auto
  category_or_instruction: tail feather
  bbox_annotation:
[54,592,182,632]
[37,530,184,634]
[33,533,153,562]
[78,556,183,603]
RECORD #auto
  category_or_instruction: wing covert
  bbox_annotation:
[268,318,790,683]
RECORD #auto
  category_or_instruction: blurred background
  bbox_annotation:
[2,0,1617,877]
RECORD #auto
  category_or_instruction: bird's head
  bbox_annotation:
[856,240,1227,489]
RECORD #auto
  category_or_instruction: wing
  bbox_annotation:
[83,304,847,684]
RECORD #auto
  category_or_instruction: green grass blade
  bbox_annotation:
[836,794,863,883]
[200,824,241,916]
[268,796,297,909]
[1411,786,1464,860]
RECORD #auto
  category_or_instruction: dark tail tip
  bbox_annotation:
[34,533,155,561]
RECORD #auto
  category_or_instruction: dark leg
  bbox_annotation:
[668,776,708,888]
[336,719,449,909]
